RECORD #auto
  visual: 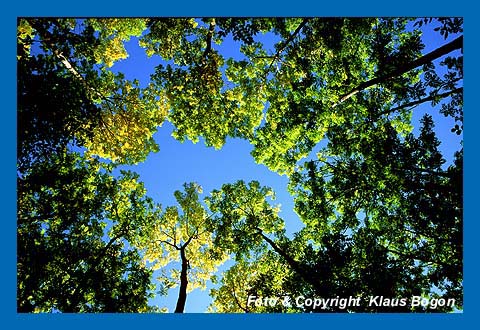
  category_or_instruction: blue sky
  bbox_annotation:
[3,0,477,328]
[113,31,303,311]
[107,20,463,312]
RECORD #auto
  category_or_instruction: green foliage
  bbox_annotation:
[19,18,166,166]
[209,251,292,313]
[88,18,147,67]
[248,17,425,174]
[17,151,156,312]
[18,17,463,313]
[147,18,267,149]
[139,18,199,59]
[206,180,284,259]
[137,183,229,300]
[82,73,168,164]
[285,115,462,311]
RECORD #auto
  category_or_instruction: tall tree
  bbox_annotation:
[286,115,462,311]
[142,18,462,176]
[17,18,167,312]
[17,17,463,313]
[18,18,167,166]
[207,130,462,313]
[146,18,269,149]
[17,151,157,312]
[137,183,229,313]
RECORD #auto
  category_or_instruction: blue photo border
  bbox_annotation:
[3,1,475,328]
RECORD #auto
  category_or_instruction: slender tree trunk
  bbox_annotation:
[334,35,463,107]
[202,19,216,58]
[174,247,189,313]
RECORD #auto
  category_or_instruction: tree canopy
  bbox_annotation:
[17,17,463,313]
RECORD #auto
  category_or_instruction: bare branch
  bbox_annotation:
[156,239,180,250]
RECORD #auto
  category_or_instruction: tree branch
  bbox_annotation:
[185,234,195,247]
[334,35,463,107]
[161,229,177,244]
[28,20,88,87]
[379,87,463,117]
[156,239,180,250]
[254,227,315,289]
[29,19,143,114]
[230,280,249,313]
[203,19,216,58]
[266,18,310,72]
[386,247,450,268]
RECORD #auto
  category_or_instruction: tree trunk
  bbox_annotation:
[174,247,189,313]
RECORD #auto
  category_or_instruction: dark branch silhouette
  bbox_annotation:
[334,35,463,107]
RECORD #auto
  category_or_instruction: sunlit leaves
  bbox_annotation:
[20,18,167,165]
[142,18,269,149]
[82,75,169,164]
[17,19,35,60]
[206,180,284,260]
[139,18,198,59]
[247,18,385,174]
[138,183,229,295]
[153,55,265,149]
[88,18,147,67]
[18,17,463,313]
[209,252,290,313]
